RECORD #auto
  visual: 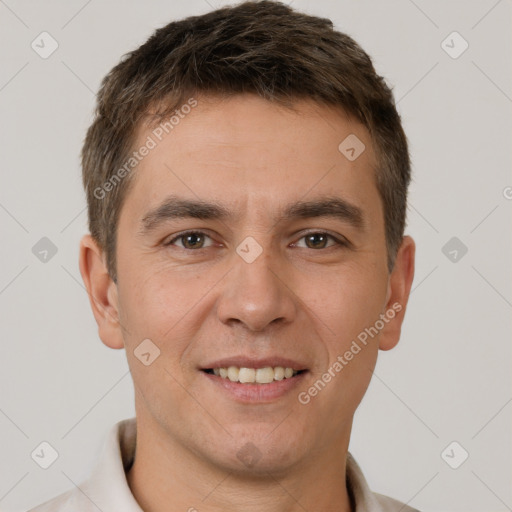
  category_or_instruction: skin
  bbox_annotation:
[79,93,415,512]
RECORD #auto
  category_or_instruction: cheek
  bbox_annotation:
[121,261,182,314]
[117,263,216,359]
[301,262,387,342]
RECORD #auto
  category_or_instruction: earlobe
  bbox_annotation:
[78,234,124,350]
[378,235,416,351]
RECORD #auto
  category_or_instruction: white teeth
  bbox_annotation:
[210,365,300,384]
[227,366,239,382]
[273,367,285,381]
[238,367,256,383]
[255,367,274,384]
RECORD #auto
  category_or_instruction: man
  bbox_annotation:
[29,1,417,510]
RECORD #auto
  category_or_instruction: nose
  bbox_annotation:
[216,244,297,332]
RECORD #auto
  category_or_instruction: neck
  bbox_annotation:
[126,415,354,512]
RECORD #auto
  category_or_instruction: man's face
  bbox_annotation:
[86,94,412,474]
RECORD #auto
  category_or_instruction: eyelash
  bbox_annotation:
[164,230,348,250]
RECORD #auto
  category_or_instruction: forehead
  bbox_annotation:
[123,94,380,224]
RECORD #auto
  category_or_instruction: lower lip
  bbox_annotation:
[201,371,308,403]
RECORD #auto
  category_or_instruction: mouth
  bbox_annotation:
[199,357,309,402]
[201,366,307,384]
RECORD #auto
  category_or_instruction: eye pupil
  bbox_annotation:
[183,233,204,249]
[306,233,327,249]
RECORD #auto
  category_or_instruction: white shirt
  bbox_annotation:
[27,417,420,512]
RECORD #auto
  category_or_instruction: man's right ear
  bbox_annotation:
[78,234,124,349]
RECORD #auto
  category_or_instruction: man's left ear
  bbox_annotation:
[378,235,415,351]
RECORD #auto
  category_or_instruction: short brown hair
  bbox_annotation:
[82,0,411,283]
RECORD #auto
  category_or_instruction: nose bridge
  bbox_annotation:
[216,239,296,331]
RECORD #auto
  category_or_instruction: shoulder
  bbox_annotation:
[25,484,96,512]
[374,492,421,512]
[26,417,139,512]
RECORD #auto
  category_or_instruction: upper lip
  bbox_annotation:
[200,356,308,371]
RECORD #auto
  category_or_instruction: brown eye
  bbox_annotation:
[181,233,205,249]
[295,232,344,250]
[305,233,329,249]
[165,231,213,249]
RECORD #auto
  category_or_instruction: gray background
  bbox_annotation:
[0,0,511,511]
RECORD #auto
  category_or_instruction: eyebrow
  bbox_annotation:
[138,194,365,236]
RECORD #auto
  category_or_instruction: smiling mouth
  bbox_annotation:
[202,366,307,384]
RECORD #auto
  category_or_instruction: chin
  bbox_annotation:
[204,430,305,476]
